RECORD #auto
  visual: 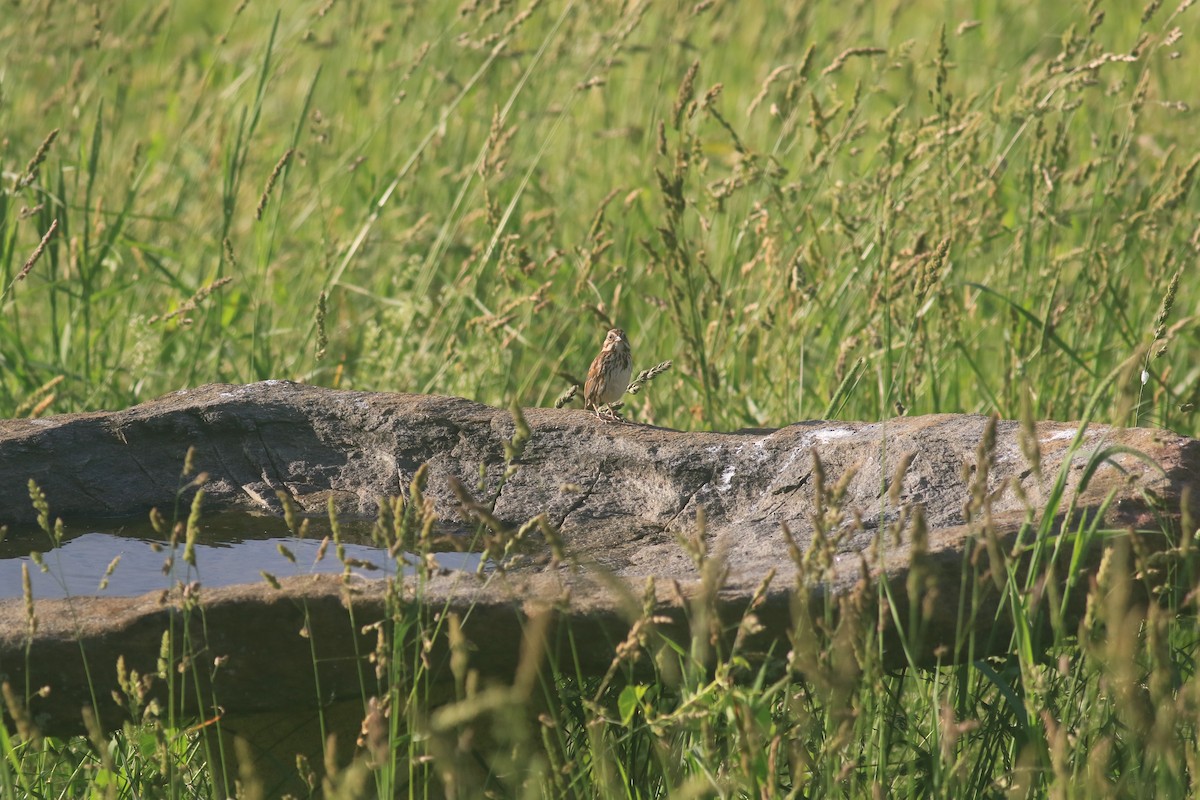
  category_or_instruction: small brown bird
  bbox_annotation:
[584,328,632,420]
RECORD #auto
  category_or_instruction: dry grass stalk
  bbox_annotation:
[316,290,329,360]
[2,682,40,746]
[553,384,578,408]
[149,277,234,324]
[1152,266,1182,357]
[746,64,794,117]
[256,148,295,220]
[822,47,886,76]
[16,128,59,189]
[15,218,58,283]
[14,374,64,417]
[672,59,700,130]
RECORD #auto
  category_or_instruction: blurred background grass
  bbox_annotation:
[1,0,1195,431]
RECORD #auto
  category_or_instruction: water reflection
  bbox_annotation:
[0,514,484,600]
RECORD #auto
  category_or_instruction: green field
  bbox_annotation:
[2,0,1199,797]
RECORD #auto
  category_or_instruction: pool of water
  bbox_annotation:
[0,513,484,600]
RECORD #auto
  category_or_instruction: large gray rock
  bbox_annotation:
[0,381,1196,735]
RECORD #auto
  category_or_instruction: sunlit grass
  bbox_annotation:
[1,1,1193,431]
[2,0,1199,797]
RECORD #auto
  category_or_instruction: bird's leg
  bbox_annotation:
[600,404,623,423]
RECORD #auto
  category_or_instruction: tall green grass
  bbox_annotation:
[0,1,1194,431]
[2,0,1199,797]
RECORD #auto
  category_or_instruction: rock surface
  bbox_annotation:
[0,381,1196,734]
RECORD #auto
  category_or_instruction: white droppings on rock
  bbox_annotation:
[776,445,804,474]
[1042,428,1078,442]
[813,428,853,443]
[717,464,736,492]
[241,484,272,509]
